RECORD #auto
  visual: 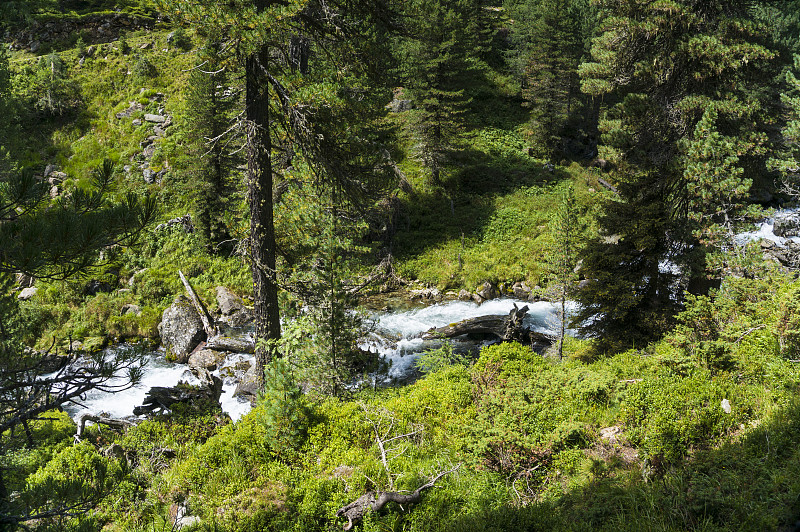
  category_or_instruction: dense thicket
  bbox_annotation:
[574,0,780,353]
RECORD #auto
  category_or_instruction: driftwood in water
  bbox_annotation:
[133,375,223,416]
[178,270,218,338]
[335,465,459,531]
[422,304,551,346]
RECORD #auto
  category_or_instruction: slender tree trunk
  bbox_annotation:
[246,46,281,387]
[558,290,565,360]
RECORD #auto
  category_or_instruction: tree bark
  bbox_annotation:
[246,45,281,388]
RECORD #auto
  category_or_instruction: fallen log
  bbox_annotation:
[204,336,255,354]
[335,465,459,531]
[178,270,218,338]
[133,375,223,416]
[422,304,552,346]
[422,315,507,340]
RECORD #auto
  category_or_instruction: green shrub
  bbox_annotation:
[169,27,192,51]
[622,372,754,467]
[22,441,124,527]
[414,342,470,374]
[131,55,157,78]
[19,52,82,116]
[254,358,313,461]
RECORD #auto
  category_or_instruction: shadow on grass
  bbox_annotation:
[392,144,572,261]
[440,399,800,531]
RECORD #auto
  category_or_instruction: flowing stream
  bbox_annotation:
[64,298,564,423]
[65,208,799,425]
[735,207,800,246]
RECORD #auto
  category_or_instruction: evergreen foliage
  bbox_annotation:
[772,54,800,195]
[183,41,240,255]
[575,0,777,353]
[396,0,484,185]
[0,159,157,280]
[5,1,800,529]
[548,183,581,359]
[19,53,82,117]
[506,0,593,159]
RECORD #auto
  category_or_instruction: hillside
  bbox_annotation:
[2,1,800,531]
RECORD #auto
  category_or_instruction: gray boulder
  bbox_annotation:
[121,303,142,316]
[158,295,206,363]
[18,286,38,300]
[188,349,224,371]
[215,286,253,328]
[476,281,498,302]
[144,113,166,123]
[233,367,260,405]
[512,281,532,300]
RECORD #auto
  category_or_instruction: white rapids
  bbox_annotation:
[363,298,565,379]
[735,208,800,246]
[64,299,566,423]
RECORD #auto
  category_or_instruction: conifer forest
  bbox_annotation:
[3,1,800,530]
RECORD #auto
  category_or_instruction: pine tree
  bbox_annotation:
[506,0,592,159]
[184,41,240,255]
[575,0,777,353]
[397,0,483,185]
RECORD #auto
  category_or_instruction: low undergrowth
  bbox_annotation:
[11,272,797,531]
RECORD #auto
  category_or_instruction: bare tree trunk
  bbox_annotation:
[247,45,281,388]
[558,290,565,360]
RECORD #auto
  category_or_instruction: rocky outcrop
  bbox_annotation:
[158,295,206,363]
[410,287,442,302]
[115,90,172,184]
[6,13,155,52]
[761,240,800,269]
[215,287,253,328]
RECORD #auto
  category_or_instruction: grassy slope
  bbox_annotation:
[387,68,606,291]
[9,25,253,350]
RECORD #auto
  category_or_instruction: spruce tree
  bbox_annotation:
[184,41,240,255]
[549,184,581,359]
[575,0,777,353]
[159,0,396,386]
[397,0,483,185]
[772,54,800,196]
[506,0,591,159]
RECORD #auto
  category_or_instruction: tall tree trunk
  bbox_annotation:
[246,46,281,387]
